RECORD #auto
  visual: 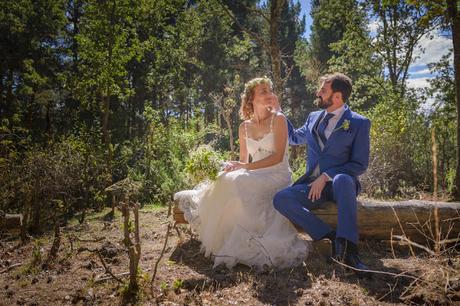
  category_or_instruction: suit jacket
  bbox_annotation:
[288,105,371,190]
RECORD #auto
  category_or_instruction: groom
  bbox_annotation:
[273,72,371,270]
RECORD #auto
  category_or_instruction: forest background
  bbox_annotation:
[1,0,459,234]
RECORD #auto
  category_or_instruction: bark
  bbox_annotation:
[6,69,13,111]
[314,200,460,243]
[223,116,235,159]
[121,202,141,292]
[269,0,286,97]
[0,71,4,114]
[101,0,116,180]
[174,199,460,244]
[448,0,460,199]
[0,214,23,229]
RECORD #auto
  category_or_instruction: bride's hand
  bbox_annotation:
[223,161,246,172]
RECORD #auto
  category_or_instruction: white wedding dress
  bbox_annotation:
[174,115,308,270]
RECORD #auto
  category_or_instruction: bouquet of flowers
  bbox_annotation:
[185,145,223,183]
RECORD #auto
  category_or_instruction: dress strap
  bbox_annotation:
[269,113,276,132]
[244,121,250,162]
[244,121,248,138]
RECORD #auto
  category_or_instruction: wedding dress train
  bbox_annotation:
[174,116,308,270]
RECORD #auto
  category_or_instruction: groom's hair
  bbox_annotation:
[321,73,352,102]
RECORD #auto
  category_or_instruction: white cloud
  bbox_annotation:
[406,30,452,92]
[412,30,453,67]
[410,68,431,76]
[406,77,431,89]
[368,20,380,34]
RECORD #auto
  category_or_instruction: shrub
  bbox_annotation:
[0,124,110,232]
[361,92,431,198]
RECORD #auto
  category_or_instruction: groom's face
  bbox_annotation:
[314,80,333,109]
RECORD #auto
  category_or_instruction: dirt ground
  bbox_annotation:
[1,205,458,305]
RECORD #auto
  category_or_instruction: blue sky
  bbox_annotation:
[296,0,454,91]
[298,0,312,38]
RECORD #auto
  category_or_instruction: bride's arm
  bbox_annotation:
[243,113,287,170]
[238,122,249,163]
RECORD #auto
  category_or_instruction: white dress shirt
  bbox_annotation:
[311,105,346,179]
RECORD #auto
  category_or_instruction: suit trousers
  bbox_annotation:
[273,173,359,244]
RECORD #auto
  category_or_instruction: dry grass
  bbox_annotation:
[0,205,458,305]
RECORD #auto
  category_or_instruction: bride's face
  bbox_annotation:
[251,83,275,110]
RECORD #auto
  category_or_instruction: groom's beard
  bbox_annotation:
[314,95,333,109]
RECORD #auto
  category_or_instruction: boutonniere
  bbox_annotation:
[333,119,351,133]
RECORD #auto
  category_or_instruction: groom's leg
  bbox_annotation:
[273,183,333,241]
[332,174,358,244]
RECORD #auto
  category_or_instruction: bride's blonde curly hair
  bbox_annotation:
[239,77,273,120]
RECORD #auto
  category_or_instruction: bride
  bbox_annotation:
[174,77,308,270]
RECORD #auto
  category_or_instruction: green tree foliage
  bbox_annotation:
[296,0,381,103]
[73,0,142,170]
[327,1,382,110]
[369,0,441,95]
[427,52,457,192]
[0,0,66,139]
[1,0,458,233]
[363,91,431,197]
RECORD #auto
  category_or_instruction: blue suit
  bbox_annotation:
[273,105,371,244]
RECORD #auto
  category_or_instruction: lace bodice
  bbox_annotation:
[173,113,307,270]
[244,114,289,164]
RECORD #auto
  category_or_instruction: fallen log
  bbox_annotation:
[0,214,23,230]
[317,200,460,243]
[173,199,460,243]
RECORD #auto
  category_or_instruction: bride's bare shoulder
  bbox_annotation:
[239,120,252,127]
[273,111,287,121]
[239,120,252,132]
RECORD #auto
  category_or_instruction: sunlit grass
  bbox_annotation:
[140,202,167,212]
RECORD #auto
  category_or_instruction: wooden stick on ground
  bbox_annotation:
[78,247,123,284]
[391,206,416,257]
[0,262,22,274]
[95,268,152,284]
[151,222,172,286]
[392,235,436,256]
[330,257,420,281]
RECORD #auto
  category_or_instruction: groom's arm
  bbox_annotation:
[287,116,310,146]
[271,95,309,146]
[324,118,371,178]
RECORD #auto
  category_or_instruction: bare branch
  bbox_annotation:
[215,0,269,49]
[331,257,419,280]
[392,235,436,256]
[391,206,416,257]
[78,247,123,284]
[240,1,270,23]
[0,262,22,274]
[151,223,172,286]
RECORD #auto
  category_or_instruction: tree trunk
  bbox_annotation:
[448,0,460,199]
[31,200,41,234]
[6,69,14,112]
[70,0,82,72]
[0,72,4,115]
[269,0,286,97]
[46,102,52,140]
[224,116,235,159]
[314,200,460,243]
[173,199,460,244]
[102,93,112,176]
[0,214,23,229]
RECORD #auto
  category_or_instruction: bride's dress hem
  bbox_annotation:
[174,131,310,271]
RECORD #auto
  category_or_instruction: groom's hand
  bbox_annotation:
[267,94,281,112]
[308,174,328,201]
